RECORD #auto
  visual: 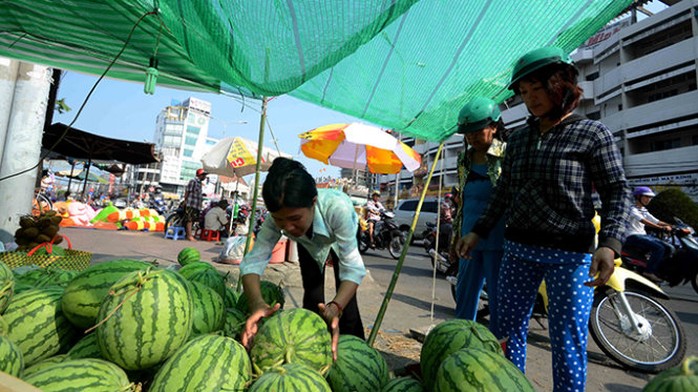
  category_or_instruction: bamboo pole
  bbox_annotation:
[367,142,444,346]
[244,96,268,257]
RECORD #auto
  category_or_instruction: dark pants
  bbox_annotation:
[625,234,666,273]
[297,244,365,339]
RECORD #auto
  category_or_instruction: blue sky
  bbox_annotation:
[54,71,366,179]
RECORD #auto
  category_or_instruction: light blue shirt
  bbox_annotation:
[240,189,366,285]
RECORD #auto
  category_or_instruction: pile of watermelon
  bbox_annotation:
[1,246,540,391]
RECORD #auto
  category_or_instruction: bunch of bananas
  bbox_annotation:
[14,210,63,251]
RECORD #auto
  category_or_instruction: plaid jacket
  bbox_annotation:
[185,178,203,209]
[472,114,629,255]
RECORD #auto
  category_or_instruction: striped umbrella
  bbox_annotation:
[299,123,421,174]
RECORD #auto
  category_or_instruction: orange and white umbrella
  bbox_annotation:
[299,123,421,174]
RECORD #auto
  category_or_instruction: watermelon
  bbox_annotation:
[21,354,68,378]
[4,287,78,366]
[0,261,13,313]
[434,349,534,392]
[250,308,332,375]
[381,377,425,392]
[34,268,78,288]
[236,280,285,315]
[224,285,242,309]
[61,259,153,329]
[177,247,200,266]
[149,334,252,392]
[178,262,226,297]
[96,268,193,370]
[222,308,247,340]
[327,335,389,392]
[23,358,134,391]
[67,333,102,359]
[643,355,698,392]
[420,319,502,390]
[0,314,7,335]
[0,335,23,377]
[248,363,331,392]
[189,281,225,335]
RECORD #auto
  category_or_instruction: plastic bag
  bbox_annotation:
[216,236,250,264]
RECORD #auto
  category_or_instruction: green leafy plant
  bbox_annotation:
[648,188,698,229]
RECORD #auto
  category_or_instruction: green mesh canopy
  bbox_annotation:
[0,0,632,141]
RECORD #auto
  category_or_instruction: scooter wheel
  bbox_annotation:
[589,289,686,373]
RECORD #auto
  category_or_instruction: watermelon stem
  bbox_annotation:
[682,356,697,376]
[85,285,142,334]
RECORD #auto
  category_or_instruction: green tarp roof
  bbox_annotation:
[0,0,632,141]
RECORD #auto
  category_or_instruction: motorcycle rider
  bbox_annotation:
[366,190,385,248]
[625,186,673,282]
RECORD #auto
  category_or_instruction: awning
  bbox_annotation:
[43,123,158,164]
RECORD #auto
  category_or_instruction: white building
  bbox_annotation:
[382,0,698,200]
[152,97,218,195]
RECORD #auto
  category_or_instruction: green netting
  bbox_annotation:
[0,0,632,141]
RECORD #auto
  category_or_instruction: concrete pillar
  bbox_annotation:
[0,60,52,245]
[0,57,19,164]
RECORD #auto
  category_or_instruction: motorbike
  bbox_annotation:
[621,218,698,294]
[357,210,406,259]
[149,197,168,216]
[423,221,454,274]
[447,259,687,373]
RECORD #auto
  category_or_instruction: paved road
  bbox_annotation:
[61,227,697,391]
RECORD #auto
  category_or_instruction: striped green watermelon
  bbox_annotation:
[21,354,68,378]
[222,307,247,340]
[177,247,200,266]
[224,285,242,309]
[248,363,331,391]
[23,358,134,391]
[236,280,285,315]
[0,314,7,335]
[327,335,389,392]
[381,376,425,392]
[434,348,534,392]
[61,259,153,329]
[33,268,78,289]
[67,333,102,359]
[250,308,332,375]
[643,355,698,392]
[96,268,193,370]
[178,262,226,297]
[0,261,13,313]
[149,334,252,392]
[189,281,225,335]
[4,287,78,366]
[420,319,502,390]
[0,335,23,377]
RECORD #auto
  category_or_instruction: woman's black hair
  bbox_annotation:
[513,63,582,122]
[262,157,317,212]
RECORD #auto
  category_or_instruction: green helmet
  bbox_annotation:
[508,46,573,90]
[456,96,501,134]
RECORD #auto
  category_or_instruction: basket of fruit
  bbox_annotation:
[0,211,91,271]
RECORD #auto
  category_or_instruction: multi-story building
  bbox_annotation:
[152,97,217,195]
[382,0,698,200]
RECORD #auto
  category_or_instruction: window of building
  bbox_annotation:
[587,111,601,120]
[186,125,200,135]
[585,71,599,81]
[618,104,623,111]
[183,148,194,158]
[185,136,198,146]
[650,138,681,151]
[648,89,678,103]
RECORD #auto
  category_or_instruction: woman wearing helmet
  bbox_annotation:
[451,96,507,338]
[456,46,629,391]
[625,186,672,282]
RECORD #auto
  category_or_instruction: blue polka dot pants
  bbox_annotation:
[455,249,504,338]
[498,241,594,392]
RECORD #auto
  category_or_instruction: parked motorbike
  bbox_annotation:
[621,218,698,294]
[448,259,687,373]
[357,210,406,259]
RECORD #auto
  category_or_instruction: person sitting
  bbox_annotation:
[625,186,672,282]
[204,199,230,237]
[365,191,385,248]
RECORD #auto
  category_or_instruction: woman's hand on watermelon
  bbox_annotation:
[241,302,281,350]
[318,302,341,361]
